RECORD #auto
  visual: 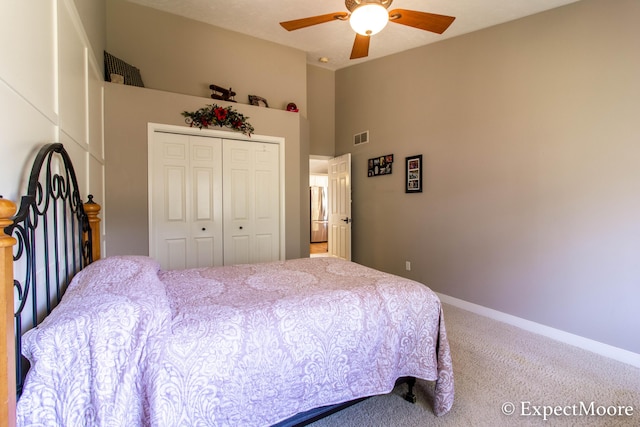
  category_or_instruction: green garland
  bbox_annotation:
[182,104,254,136]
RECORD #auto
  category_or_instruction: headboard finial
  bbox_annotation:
[83,196,101,262]
[0,197,17,232]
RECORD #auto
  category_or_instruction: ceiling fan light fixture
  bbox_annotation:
[349,4,389,36]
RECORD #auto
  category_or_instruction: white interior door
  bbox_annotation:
[328,153,352,260]
[190,136,224,267]
[223,139,280,265]
[150,132,223,269]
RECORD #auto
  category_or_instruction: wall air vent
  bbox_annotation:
[353,130,369,146]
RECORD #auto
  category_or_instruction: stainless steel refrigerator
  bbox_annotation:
[310,186,328,243]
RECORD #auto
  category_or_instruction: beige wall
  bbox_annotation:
[105,0,312,259]
[106,0,307,116]
[336,0,640,354]
[104,83,307,259]
[307,65,336,157]
[73,0,106,70]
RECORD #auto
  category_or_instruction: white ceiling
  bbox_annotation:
[127,0,581,70]
[310,158,330,175]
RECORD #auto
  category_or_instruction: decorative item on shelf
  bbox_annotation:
[368,154,393,177]
[109,73,124,84]
[405,154,423,193]
[104,51,145,87]
[182,104,254,136]
[209,84,236,102]
[248,95,269,108]
[286,102,299,112]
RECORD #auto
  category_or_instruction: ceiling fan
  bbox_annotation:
[279,0,456,60]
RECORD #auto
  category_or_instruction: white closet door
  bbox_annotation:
[151,132,223,269]
[223,139,280,265]
[190,136,224,267]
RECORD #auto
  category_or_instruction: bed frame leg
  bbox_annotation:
[404,376,417,403]
[0,197,18,426]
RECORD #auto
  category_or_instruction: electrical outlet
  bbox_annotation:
[405,261,411,271]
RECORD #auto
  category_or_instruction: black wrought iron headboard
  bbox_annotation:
[4,143,94,397]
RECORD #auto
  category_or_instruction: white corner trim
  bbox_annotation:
[436,292,640,369]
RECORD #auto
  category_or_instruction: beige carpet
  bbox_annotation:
[309,303,640,427]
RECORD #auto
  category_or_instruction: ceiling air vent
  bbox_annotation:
[354,130,369,146]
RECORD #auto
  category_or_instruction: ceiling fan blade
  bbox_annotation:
[388,9,455,34]
[350,34,370,59]
[280,12,348,31]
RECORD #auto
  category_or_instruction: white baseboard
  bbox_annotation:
[436,292,640,369]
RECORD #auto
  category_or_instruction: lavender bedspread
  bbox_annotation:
[17,256,453,426]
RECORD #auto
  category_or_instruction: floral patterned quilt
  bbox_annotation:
[17,256,453,426]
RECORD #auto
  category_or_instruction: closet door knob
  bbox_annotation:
[202,227,206,231]
[239,226,243,230]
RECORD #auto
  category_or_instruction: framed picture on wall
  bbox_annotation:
[405,155,422,193]
[368,154,393,177]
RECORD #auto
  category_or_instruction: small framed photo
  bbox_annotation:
[405,155,422,193]
[248,95,269,108]
[368,154,393,177]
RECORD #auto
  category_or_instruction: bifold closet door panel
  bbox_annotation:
[223,139,280,266]
[151,132,223,269]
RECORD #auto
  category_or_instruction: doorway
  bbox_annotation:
[309,157,329,257]
[309,154,352,260]
[327,153,352,260]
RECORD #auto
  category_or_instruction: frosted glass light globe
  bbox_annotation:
[349,4,389,36]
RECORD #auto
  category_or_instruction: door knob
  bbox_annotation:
[342,217,350,223]
[202,227,206,231]
[239,226,243,230]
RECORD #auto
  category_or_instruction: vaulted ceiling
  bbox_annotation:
[128,0,581,70]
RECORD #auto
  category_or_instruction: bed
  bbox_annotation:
[0,143,454,426]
